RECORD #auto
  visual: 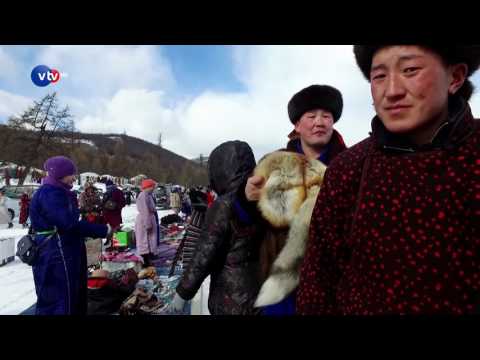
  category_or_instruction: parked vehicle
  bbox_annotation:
[154,185,170,210]
[2,185,40,199]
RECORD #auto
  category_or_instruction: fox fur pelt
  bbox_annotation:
[253,151,326,307]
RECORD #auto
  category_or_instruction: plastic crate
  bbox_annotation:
[113,231,130,248]
[0,236,15,266]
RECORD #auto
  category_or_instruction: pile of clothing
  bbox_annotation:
[87,269,138,315]
[164,224,185,239]
[160,214,183,227]
[154,275,186,313]
[119,267,166,315]
[138,266,157,280]
[151,242,180,267]
[101,250,144,263]
[119,288,165,315]
[87,257,189,315]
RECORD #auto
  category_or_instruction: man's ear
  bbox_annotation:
[448,63,468,95]
[294,121,301,133]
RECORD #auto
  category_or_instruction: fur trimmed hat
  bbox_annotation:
[353,45,480,100]
[287,85,343,124]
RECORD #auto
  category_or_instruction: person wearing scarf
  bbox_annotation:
[29,156,114,315]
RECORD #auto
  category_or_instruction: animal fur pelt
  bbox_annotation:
[253,151,326,307]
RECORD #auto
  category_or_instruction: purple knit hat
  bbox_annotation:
[43,156,77,180]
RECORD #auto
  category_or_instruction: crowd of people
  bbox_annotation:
[15,44,480,315]
[171,44,480,315]
[17,156,213,314]
[0,189,30,229]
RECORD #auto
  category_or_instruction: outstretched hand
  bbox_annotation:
[245,175,265,202]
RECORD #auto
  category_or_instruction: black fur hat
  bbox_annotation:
[353,45,480,100]
[288,85,343,124]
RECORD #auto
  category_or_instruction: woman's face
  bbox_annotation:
[60,175,76,186]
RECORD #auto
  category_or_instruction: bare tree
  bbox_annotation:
[7,92,75,185]
[158,132,163,148]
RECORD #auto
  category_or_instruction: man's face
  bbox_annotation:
[294,108,334,148]
[370,46,462,135]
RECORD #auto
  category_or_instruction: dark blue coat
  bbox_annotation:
[30,184,108,315]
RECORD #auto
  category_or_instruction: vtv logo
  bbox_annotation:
[31,65,62,87]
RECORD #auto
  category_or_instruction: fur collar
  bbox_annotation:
[372,96,476,152]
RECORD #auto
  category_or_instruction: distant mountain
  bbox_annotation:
[191,155,209,167]
[0,124,208,186]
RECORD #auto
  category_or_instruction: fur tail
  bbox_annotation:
[254,192,319,307]
[254,271,299,307]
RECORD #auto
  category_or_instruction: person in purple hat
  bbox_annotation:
[29,156,115,315]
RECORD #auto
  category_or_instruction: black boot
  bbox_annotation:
[142,254,152,268]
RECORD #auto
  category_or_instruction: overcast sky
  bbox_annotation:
[1,45,480,161]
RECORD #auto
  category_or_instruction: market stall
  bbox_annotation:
[86,217,192,315]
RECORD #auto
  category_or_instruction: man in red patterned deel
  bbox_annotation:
[297,45,480,314]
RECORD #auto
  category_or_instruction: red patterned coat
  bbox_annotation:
[297,97,480,314]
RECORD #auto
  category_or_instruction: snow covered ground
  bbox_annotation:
[78,140,97,148]
[0,204,176,315]
[0,225,33,315]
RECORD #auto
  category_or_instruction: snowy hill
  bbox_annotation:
[0,125,208,186]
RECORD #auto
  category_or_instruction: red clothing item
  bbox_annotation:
[19,194,30,225]
[297,99,480,315]
[87,277,111,289]
[102,187,126,228]
[207,191,215,208]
